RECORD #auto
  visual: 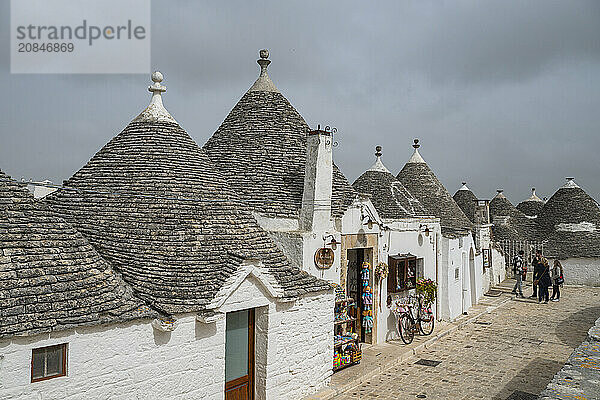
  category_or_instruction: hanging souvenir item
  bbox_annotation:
[361,262,370,287]
[361,286,373,334]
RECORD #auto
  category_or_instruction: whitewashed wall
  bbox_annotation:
[376,221,439,343]
[0,315,225,400]
[546,258,600,287]
[439,234,480,321]
[264,292,334,399]
[0,276,334,400]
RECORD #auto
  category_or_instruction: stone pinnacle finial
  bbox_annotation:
[566,177,574,182]
[532,187,536,195]
[497,189,504,193]
[375,145,382,157]
[257,49,271,73]
[133,71,177,124]
[462,182,467,186]
[149,71,166,94]
[249,49,279,93]
[413,139,420,149]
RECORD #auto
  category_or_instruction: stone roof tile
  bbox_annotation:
[202,52,356,219]
[0,170,155,338]
[44,74,330,314]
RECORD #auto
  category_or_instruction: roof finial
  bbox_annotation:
[132,71,177,124]
[407,138,426,163]
[532,187,536,195]
[562,177,579,189]
[368,145,390,173]
[497,189,503,193]
[458,181,470,191]
[249,49,279,93]
[258,49,271,74]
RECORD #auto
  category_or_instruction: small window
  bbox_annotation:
[387,256,418,293]
[31,344,67,382]
[454,268,460,280]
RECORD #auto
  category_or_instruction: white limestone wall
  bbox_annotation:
[377,222,439,343]
[264,291,334,400]
[0,314,226,400]
[0,275,335,400]
[546,258,600,287]
[439,234,480,321]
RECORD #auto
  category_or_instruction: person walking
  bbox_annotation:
[511,250,525,297]
[529,252,540,298]
[534,250,551,304]
[550,260,564,302]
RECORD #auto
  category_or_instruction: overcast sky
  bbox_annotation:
[1,0,599,204]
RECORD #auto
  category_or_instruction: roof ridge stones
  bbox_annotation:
[202,50,356,220]
[0,169,155,339]
[353,146,428,220]
[397,139,473,233]
[44,72,330,315]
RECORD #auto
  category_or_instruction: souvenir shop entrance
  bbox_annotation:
[346,248,373,343]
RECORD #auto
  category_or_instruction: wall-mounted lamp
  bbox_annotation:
[323,234,341,250]
[362,215,376,230]
[420,224,430,237]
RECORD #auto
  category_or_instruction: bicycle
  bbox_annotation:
[388,294,435,344]
[389,297,416,344]
[414,294,435,336]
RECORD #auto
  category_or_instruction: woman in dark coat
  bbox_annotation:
[535,253,552,304]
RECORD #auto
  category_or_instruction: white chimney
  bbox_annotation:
[300,127,333,231]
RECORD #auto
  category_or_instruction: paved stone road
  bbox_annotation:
[332,284,600,400]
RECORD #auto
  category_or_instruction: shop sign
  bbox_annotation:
[314,248,334,269]
[482,248,491,268]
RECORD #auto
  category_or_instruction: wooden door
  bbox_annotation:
[225,309,255,400]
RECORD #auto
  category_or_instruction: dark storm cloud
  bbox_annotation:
[0,0,598,204]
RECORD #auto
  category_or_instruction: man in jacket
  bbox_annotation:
[511,250,525,298]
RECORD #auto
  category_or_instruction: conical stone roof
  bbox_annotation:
[516,188,545,217]
[453,182,478,223]
[0,169,154,338]
[537,178,600,258]
[489,190,539,242]
[397,140,472,233]
[202,50,356,220]
[44,73,329,315]
[353,146,428,220]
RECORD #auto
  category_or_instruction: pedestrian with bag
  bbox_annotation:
[550,260,564,302]
[529,252,540,298]
[533,250,551,303]
[511,250,525,298]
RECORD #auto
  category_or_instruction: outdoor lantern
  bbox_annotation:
[324,234,341,250]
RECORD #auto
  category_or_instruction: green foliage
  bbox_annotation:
[416,278,437,305]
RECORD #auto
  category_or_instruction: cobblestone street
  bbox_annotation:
[332,284,600,400]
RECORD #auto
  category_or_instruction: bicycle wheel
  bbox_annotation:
[419,311,435,336]
[399,313,415,344]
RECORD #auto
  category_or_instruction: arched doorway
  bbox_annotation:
[469,248,476,306]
